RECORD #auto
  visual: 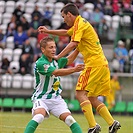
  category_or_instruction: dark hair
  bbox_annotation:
[61,3,79,16]
[40,36,54,48]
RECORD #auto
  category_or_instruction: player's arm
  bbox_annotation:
[56,41,78,60]
[38,26,68,36]
[52,64,84,77]
[66,49,79,65]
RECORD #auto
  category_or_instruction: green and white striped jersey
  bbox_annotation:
[31,54,68,101]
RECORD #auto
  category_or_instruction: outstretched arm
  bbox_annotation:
[38,26,68,36]
[56,41,78,59]
[67,49,79,65]
[52,64,84,77]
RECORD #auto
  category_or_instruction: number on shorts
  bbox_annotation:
[35,101,41,108]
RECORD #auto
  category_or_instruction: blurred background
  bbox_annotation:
[0,0,133,115]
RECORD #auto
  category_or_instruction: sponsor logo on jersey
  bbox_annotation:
[52,81,60,91]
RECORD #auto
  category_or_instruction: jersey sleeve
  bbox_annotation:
[37,61,56,76]
[67,27,74,36]
[57,57,68,68]
[71,19,86,42]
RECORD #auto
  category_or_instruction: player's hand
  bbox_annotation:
[38,26,49,34]
[75,64,84,72]
[53,55,59,60]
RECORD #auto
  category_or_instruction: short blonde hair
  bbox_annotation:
[40,37,54,48]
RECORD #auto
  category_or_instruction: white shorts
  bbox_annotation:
[32,96,71,118]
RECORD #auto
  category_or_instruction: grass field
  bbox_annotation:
[0,111,133,133]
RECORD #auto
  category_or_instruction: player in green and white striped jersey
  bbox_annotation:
[24,37,84,133]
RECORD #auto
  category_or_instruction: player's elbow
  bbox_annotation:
[71,41,78,48]
[52,70,61,77]
[67,58,74,65]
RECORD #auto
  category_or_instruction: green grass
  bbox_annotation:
[0,111,133,133]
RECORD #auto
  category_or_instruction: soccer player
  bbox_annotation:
[38,3,121,133]
[106,74,121,111]
[24,37,84,133]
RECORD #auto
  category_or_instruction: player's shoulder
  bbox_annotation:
[79,16,90,28]
[36,56,49,67]
[79,16,88,23]
[57,57,67,63]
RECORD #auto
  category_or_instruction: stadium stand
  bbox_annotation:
[0,1,5,13]
[9,61,20,73]
[36,2,45,13]
[45,2,54,12]
[113,101,127,114]
[51,14,63,29]
[6,36,14,49]
[126,101,133,114]
[15,1,25,11]
[5,1,15,13]
[112,15,121,29]
[104,15,112,28]
[22,74,34,89]
[0,97,33,112]
[1,74,12,88]
[0,48,3,62]
[12,48,22,61]
[68,99,81,112]
[84,2,94,13]
[2,12,12,24]
[0,13,2,24]
[12,74,23,89]
[0,24,7,34]
[25,2,35,14]
[24,98,33,109]
[1,98,14,111]
[0,98,2,108]
[2,48,13,61]
[54,2,64,14]
[13,98,25,111]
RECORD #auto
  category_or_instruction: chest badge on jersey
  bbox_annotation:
[43,64,50,72]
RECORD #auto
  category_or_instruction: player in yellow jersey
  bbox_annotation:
[38,3,121,133]
[106,74,121,111]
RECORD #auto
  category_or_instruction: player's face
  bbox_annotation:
[43,41,56,61]
[61,11,73,27]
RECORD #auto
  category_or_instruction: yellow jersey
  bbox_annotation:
[106,79,121,110]
[109,79,121,99]
[67,15,108,67]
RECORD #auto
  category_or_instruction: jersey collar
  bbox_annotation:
[42,54,54,62]
[42,54,49,61]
